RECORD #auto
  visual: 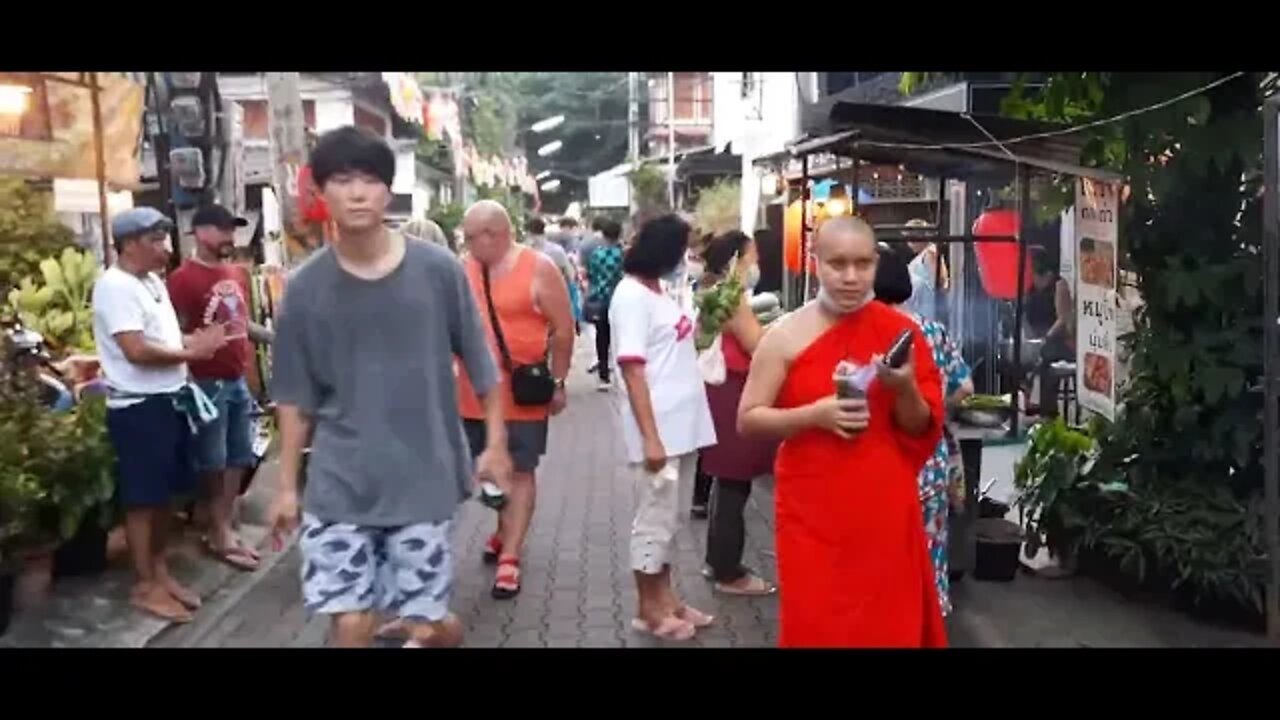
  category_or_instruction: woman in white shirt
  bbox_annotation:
[609,213,718,641]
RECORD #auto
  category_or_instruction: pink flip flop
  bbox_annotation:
[677,606,716,628]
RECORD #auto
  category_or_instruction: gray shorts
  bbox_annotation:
[298,513,455,622]
[463,419,548,474]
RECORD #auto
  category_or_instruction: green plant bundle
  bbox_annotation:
[693,261,743,352]
[629,165,669,212]
[6,246,99,354]
[1014,417,1095,557]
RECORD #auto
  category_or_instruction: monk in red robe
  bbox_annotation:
[738,216,947,648]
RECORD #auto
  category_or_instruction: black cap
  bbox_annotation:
[192,204,248,231]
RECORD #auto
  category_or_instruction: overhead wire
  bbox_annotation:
[848,72,1248,152]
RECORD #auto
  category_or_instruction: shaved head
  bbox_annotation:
[813,216,876,260]
[813,216,879,313]
[463,200,514,264]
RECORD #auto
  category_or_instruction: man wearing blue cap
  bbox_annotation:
[92,207,227,624]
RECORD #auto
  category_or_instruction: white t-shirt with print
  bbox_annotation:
[609,275,716,464]
[91,265,187,401]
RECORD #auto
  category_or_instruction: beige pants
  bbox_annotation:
[630,452,697,574]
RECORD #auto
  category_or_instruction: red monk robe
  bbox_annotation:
[773,300,947,648]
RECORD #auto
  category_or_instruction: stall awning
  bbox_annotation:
[776,102,1124,184]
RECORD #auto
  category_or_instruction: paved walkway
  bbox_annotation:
[152,338,780,648]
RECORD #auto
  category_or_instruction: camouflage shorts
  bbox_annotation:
[298,513,455,622]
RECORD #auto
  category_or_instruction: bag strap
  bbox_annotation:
[479,261,514,371]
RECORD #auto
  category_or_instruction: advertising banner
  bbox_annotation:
[1074,178,1121,420]
[0,73,143,189]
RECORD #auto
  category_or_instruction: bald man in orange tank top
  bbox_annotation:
[456,200,576,599]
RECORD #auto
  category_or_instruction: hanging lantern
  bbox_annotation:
[972,208,1031,300]
[297,165,330,224]
[783,198,811,273]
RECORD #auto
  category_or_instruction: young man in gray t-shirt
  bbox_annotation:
[268,126,512,648]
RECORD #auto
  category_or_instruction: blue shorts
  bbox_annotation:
[192,377,255,473]
[107,395,197,508]
[299,513,456,622]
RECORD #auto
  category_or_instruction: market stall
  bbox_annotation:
[754,101,1125,578]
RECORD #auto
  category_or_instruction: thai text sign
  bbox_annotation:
[1074,178,1120,421]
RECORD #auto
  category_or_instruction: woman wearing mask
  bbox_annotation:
[696,231,779,596]
[610,213,718,640]
[875,249,972,616]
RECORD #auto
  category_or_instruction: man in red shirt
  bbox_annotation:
[168,204,274,572]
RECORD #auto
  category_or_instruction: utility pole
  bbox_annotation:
[667,71,676,209]
[627,72,640,162]
[265,72,308,265]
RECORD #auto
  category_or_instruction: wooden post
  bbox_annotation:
[265,73,308,265]
[1263,94,1279,643]
[88,72,112,267]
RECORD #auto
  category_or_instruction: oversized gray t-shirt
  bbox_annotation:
[271,238,498,527]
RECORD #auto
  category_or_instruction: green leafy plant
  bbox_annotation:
[1000,72,1271,621]
[693,179,741,238]
[428,202,465,243]
[1014,417,1096,557]
[0,179,78,299]
[0,338,116,565]
[629,164,669,212]
[6,246,99,354]
[693,257,744,352]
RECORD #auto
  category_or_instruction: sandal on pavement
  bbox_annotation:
[630,616,697,641]
[491,556,521,599]
[676,605,715,628]
[131,589,194,624]
[482,534,502,565]
[202,537,260,572]
[714,574,777,597]
[376,618,411,640]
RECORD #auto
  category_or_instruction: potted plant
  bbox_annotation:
[1013,416,1096,565]
[0,452,45,636]
[51,395,116,578]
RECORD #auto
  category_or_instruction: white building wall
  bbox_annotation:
[709,73,802,233]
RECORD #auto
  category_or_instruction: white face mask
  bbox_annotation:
[744,264,761,290]
[816,285,874,316]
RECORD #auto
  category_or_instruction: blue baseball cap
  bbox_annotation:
[111,207,173,240]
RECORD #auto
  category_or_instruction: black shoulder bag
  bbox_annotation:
[481,263,557,407]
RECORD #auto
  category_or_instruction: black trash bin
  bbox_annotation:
[973,518,1023,582]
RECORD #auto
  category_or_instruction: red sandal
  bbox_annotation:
[482,534,502,565]
[492,556,521,599]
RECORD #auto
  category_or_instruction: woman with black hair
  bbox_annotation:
[874,248,973,616]
[695,230,778,596]
[609,213,717,641]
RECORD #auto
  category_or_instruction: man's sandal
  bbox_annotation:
[492,556,521,599]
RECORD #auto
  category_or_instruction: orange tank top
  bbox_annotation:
[456,246,550,421]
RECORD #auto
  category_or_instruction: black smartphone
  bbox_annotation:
[884,329,914,369]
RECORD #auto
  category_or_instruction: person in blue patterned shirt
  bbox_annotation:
[875,248,973,616]
[584,219,625,390]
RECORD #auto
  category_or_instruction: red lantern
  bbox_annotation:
[783,199,820,274]
[972,208,1032,300]
[297,165,330,224]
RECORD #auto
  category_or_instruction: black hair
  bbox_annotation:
[526,217,546,235]
[591,216,607,233]
[309,126,396,189]
[623,213,690,278]
[600,219,622,242]
[1032,248,1057,276]
[558,217,578,228]
[703,230,752,276]
[873,247,914,305]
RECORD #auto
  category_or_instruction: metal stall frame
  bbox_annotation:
[1262,93,1279,642]
[768,120,1121,438]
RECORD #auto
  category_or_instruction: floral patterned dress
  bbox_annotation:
[911,313,970,616]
